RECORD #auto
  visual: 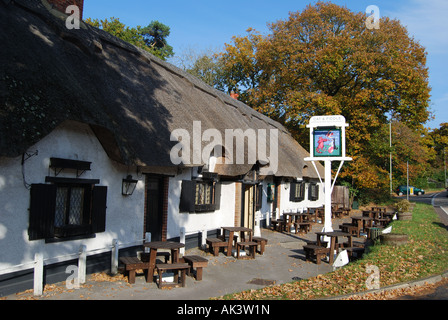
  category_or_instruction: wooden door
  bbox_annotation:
[241,184,255,229]
[145,176,164,241]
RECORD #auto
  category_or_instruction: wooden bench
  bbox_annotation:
[340,223,359,237]
[236,241,257,259]
[155,263,190,289]
[270,219,279,231]
[182,255,208,281]
[252,236,268,255]
[294,222,311,234]
[205,237,229,256]
[119,256,150,284]
[141,251,170,263]
[303,244,330,265]
[344,247,365,259]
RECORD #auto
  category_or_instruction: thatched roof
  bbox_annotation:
[0,0,323,179]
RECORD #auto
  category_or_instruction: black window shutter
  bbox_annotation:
[289,182,297,202]
[314,184,320,201]
[29,184,56,241]
[214,182,222,210]
[308,183,319,201]
[91,186,107,233]
[179,180,195,212]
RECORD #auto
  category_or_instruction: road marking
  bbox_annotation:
[440,206,448,216]
[431,193,439,207]
[432,192,448,216]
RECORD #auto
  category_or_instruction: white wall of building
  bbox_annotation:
[279,180,325,214]
[167,175,235,239]
[0,121,145,270]
[0,121,241,272]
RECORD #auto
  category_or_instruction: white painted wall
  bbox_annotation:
[256,178,325,223]
[0,120,319,275]
[0,121,146,270]
[167,172,235,239]
[279,180,325,214]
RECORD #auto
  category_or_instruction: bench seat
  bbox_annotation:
[236,241,257,259]
[182,255,208,281]
[206,237,228,256]
[155,263,190,289]
[294,222,311,234]
[252,236,268,255]
[119,256,150,284]
[303,244,330,265]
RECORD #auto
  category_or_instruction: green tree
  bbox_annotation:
[139,21,174,60]
[85,17,174,60]
[85,17,147,49]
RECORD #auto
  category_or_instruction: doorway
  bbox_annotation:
[145,175,164,241]
[241,184,255,229]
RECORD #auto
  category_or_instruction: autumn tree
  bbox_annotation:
[217,1,431,194]
[425,123,448,186]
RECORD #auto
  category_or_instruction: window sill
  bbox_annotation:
[45,233,96,243]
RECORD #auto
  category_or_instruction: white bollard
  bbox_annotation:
[33,253,43,296]
[201,228,207,250]
[180,227,185,255]
[111,239,119,275]
[254,212,261,237]
[78,245,86,284]
[145,232,151,253]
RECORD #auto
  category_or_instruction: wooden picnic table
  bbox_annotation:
[222,226,252,256]
[351,216,374,235]
[362,210,380,219]
[316,231,353,264]
[143,241,185,282]
[372,206,387,213]
[282,212,303,232]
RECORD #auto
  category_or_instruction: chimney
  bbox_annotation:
[230,90,239,100]
[46,0,84,20]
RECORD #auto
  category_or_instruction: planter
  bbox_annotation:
[398,211,412,221]
[380,233,409,246]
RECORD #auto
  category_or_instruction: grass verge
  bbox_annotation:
[217,203,448,300]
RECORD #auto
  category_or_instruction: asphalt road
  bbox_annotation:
[396,189,448,226]
[394,190,448,300]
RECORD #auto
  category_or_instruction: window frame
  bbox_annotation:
[53,182,92,239]
[29,179,107,243]
[290,181,306,202]
[179,179,221,213]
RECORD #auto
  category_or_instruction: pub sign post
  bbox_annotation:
[305,115,352,233]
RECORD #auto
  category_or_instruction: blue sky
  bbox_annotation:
[84,0,448,130]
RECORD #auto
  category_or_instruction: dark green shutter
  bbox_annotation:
[29,184,56,240]
[91,186,107,233]
[179,180,195,212]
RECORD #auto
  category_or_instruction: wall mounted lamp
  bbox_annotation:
[122,175,138,196]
